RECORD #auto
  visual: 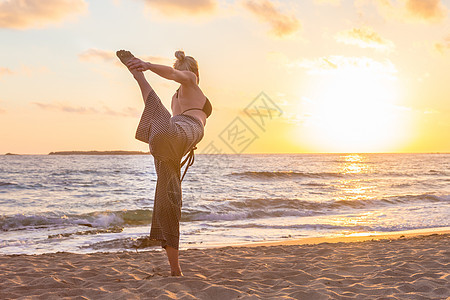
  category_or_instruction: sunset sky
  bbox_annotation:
[1,0,449,154]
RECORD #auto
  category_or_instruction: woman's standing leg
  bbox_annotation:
[151,157,183,276]
[165,246,182,276]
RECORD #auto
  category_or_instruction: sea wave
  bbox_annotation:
[0,181,44,190]
[81,236,161,251]
[0,210,151,231]
[187,193,449,221]
[427,169,448,175]
[229,171,345,179]
[228,170,429,179]
[2,193,448,230]
[47,227,124,239]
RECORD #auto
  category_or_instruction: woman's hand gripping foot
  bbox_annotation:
[116,49,145,79]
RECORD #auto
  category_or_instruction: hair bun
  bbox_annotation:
[175,50,185,61]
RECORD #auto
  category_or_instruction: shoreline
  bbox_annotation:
[2,227,449,256]
[221,226,450,249]
[1,227,448,256]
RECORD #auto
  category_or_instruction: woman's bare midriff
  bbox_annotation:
[171,92,206,127]
[177,110,206,127]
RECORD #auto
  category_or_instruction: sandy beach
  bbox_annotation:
[1,231,449,299]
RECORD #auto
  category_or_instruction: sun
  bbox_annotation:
[300,65,407,153]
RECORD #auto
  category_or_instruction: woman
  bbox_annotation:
[117,50,212,276]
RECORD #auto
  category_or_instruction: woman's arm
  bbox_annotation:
[126,58,196,86]
[147,63,196,85]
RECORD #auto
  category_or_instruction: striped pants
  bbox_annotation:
[136,89,204,250]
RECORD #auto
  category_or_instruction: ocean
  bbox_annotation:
[1,153,449,255]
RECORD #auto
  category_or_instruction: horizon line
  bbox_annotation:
[3,151,449,156]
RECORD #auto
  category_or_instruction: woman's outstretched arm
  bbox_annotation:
[126,58,196,86]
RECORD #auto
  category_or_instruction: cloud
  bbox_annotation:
[20,65,49,76]
[78,48,169,65]
[78,49,116,63]
[101,106,140,117]
[143,0,217,16]
[314,0,341,6]
[404,0,447,21]
[242,0,301,37]
[0,101,5,114]
[0,0,88,29]
[32,101,140,117]
[357,0,447,23]
[434,36,450,54]
[335,27,395,51]
[0,65,48,78]
[0,67,14,78]
[290,55,398,78]
[33,102,99,114]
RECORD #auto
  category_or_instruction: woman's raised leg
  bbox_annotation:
[117,50,152,103]
[133,72,152,103]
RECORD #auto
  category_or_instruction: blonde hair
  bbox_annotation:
[173,51,199,83]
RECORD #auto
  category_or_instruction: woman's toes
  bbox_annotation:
[116,50,135,65]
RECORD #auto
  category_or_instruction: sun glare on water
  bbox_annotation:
[300,63,407,153]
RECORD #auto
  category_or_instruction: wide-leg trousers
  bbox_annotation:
[135,89,204,250]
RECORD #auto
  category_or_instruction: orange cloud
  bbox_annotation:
[0,65,48,78]
[32,101,139,117]
[143,0,217,16]
[19,65,49,77]
[242,0,301,37]
[78,49,116,63]
[78,48,169,65]
[0,100,5,114]
[335,27,395,51]
[434,36,450,54]
[0,67,14,78]
[290,55,397,78]
[33,102,99,114]
[314,0,341,6]
[405,0,447,21]
[359,0,448,23]
[0,0,88,29]
[102,106,140,118]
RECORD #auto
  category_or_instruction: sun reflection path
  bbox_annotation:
[341,154,368,174]
[335,154,374,202]
[330,211,383,228]
[325,154,384,235]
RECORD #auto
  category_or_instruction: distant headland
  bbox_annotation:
[48,151,150,155]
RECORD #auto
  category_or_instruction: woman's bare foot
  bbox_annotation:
[171,271,184,276]
[116,49,142,78]
[116,49,134,63]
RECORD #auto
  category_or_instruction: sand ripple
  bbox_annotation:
[0,234,449,299]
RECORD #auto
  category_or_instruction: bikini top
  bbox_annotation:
[176,88,212,118]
